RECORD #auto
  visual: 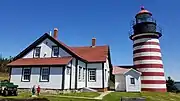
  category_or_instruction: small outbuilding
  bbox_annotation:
[113,66,141,92]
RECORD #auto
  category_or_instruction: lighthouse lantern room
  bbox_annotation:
[129,6,167,92]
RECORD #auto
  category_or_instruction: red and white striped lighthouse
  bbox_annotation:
[130,6,167,92]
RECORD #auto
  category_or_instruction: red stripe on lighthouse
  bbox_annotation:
[141,80,166,84]
[141,72,164,76]
[135,64,163,68]
[133,48,161,54]
[133,42,160,47]
[142,88,167,92]
[134,56,162,61]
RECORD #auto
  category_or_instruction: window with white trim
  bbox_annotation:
[66,67,71,75]
[130,78,135,84]
[83,68,85,80]
[78,66,82,81]
[88,69,96,82]
[34,47,41,58]
[40,67,50,82]
[105,69,107,82]
[52,46,59,57]
[22,68,31,82]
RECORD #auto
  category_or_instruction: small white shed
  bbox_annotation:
[113,66,141,92]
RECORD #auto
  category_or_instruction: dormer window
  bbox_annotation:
[52,46,59,57]
[34,47,41,58]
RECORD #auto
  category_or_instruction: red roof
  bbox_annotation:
[113,66,131,74]
[7,57,72,66]
[113,66,141,75]
[9,33,110,66]
[136,6,152,16]
[56,38,109,62]
[70,45,108,62]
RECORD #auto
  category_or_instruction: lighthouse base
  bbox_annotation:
[141,88,167,92]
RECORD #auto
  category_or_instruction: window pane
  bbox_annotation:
[89,69,96,81]
[79,67,82,80]
[66,67,70,75]
[34,47,40,57]
[24,75,30,80]
[105,69,107,81]
[41,68,49,81]
[130,78,135,84]
[24,69,30,74]
[42,75,49,80]
[53,47,59,56]
[83,68,85,80]
[42,69,49,74]
[23,68,31,81]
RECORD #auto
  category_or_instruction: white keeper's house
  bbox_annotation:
[7,28,112,92]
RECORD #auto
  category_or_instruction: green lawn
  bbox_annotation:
[0,92,101,101]
[58,92,100,97]
[0,91,180,101]
[103,92,180,101]
[40,95,100,101]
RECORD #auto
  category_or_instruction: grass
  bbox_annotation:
[40,95,100,101]
[0,72,9,80]
[0,92,100,101]
[0,92,31,99]
[59,92,100,97]
[0,90,180,101]
[103,92,180,101]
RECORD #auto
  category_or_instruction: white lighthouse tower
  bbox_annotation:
[130,7,167,92]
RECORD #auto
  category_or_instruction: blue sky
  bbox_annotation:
[0,0,180,81]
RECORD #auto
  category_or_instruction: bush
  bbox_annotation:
[166,76,178,92]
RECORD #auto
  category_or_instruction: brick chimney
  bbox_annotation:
[53,28,58,39]
[92,38,96,47]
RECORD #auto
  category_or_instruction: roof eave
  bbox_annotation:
[7,64,67,67]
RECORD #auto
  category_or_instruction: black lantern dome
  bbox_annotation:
[131,6,162,37]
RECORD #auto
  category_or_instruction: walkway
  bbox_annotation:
[94,91,113,100]
[44,91,113,100]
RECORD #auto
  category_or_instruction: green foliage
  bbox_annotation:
[0,54,13,73]
[166,76,178,92]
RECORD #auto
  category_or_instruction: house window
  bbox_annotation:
[52,46,59,57]
[130,78,135,84]
[105,69,107,82]
[83,68,85,80]
[34,47,41,58]
[88,69,96,82]
[66,67,71,75]
[22,68,31,82]
[78,66,82,81]
[40,67,50,82]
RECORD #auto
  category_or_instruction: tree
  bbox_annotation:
[166,76,178,92]
[0,54,13,72]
